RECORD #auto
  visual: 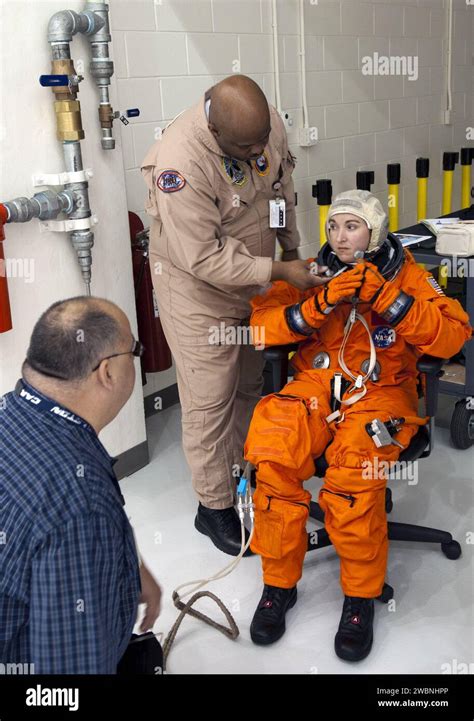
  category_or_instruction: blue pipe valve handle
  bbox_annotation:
[119,108,140,126]
[39,74,70,87]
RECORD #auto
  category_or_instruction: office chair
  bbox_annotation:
[262,345,462,603]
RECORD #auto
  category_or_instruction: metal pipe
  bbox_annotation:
[44,3,109,294]
[62,141,94,293]
[47,9,104,43]
[86,2,115,150]
[3,190,74,223]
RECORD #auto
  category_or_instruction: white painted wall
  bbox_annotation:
[111,0,474,396]
[0,0,147,457]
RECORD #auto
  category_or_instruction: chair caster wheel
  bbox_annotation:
[376,583,394,603]
[441,540,462,560]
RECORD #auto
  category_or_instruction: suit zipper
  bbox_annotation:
[265,495,310,512]
[320,489,356,507]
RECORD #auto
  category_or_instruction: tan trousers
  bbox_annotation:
[152,260,264,509]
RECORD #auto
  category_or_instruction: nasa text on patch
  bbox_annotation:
[372,326,397,348]
[157,170,186,193]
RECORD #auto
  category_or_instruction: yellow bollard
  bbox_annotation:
[387,163,400,232]
[438,263,449,289]
[312,179,332,248]
[416,157,429,221]
[460,148,473,209]
[441,152,459,215]
[356,170,374,192]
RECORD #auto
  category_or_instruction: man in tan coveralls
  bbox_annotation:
[141,75,326,556]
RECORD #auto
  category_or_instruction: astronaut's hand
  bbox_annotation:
[324,265,365,305]
[357,261,387,304]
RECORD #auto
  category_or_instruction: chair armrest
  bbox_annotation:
[416,355,445,375]
[416,354,446,418]
[262,344,299,363]
[263,344,299,392]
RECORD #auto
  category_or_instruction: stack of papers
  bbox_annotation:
[394,233,432,247]
[420,218,460,235]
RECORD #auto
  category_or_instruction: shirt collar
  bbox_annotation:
[192,93,224,157]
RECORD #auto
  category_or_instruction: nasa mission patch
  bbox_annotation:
[253,152,270,176]
[157,170,186,193]
[372,326,397,348]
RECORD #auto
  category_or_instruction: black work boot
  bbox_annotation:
[194,503,254,557]
[334,596,375,662]
[250,585,297,645]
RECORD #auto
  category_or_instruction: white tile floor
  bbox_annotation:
[120,402,474,675]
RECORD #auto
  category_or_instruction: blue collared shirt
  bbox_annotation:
[0,380,141,674]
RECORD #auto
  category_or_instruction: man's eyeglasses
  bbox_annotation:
[92,339,145,372]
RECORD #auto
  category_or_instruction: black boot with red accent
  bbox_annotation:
[334,596,374,662]
[250,585,297,645]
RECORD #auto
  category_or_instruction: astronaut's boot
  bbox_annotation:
[250,584,297,645]
[334,596,374,662]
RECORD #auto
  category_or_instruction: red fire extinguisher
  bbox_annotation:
[129,211,172,375]
[0,203,13,334]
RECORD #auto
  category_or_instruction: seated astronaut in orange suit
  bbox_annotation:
[244,189,472,661]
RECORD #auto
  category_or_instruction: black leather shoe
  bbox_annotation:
[250,585,297,645]
[334,596,374,662]
[194,503,254,557]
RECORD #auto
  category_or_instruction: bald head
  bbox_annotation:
[24,296,131,382]
[208,75,271,161]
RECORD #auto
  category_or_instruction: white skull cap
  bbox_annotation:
[326,189,389,253]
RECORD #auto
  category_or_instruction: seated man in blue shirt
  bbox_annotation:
[0,296,161,674]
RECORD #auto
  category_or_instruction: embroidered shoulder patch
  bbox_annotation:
[157,170,186,193]
[253,152,270,176]
[222,157,248,187]
[372,326,396,348]
[426,276,445,296]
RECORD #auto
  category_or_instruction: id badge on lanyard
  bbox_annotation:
[269,163,286,228]
[269,198,286,228]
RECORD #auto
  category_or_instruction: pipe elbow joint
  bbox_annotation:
[47,10,80,43]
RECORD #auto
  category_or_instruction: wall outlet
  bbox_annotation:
[279,110,294,132]
[299,126,318,147]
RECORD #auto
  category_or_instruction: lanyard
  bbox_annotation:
[15,378,95,435]
[15,378,126,505]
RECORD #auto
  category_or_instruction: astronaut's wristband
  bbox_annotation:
[315,291,335,316]
[380,291,415,326]
[285,303,315,336]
